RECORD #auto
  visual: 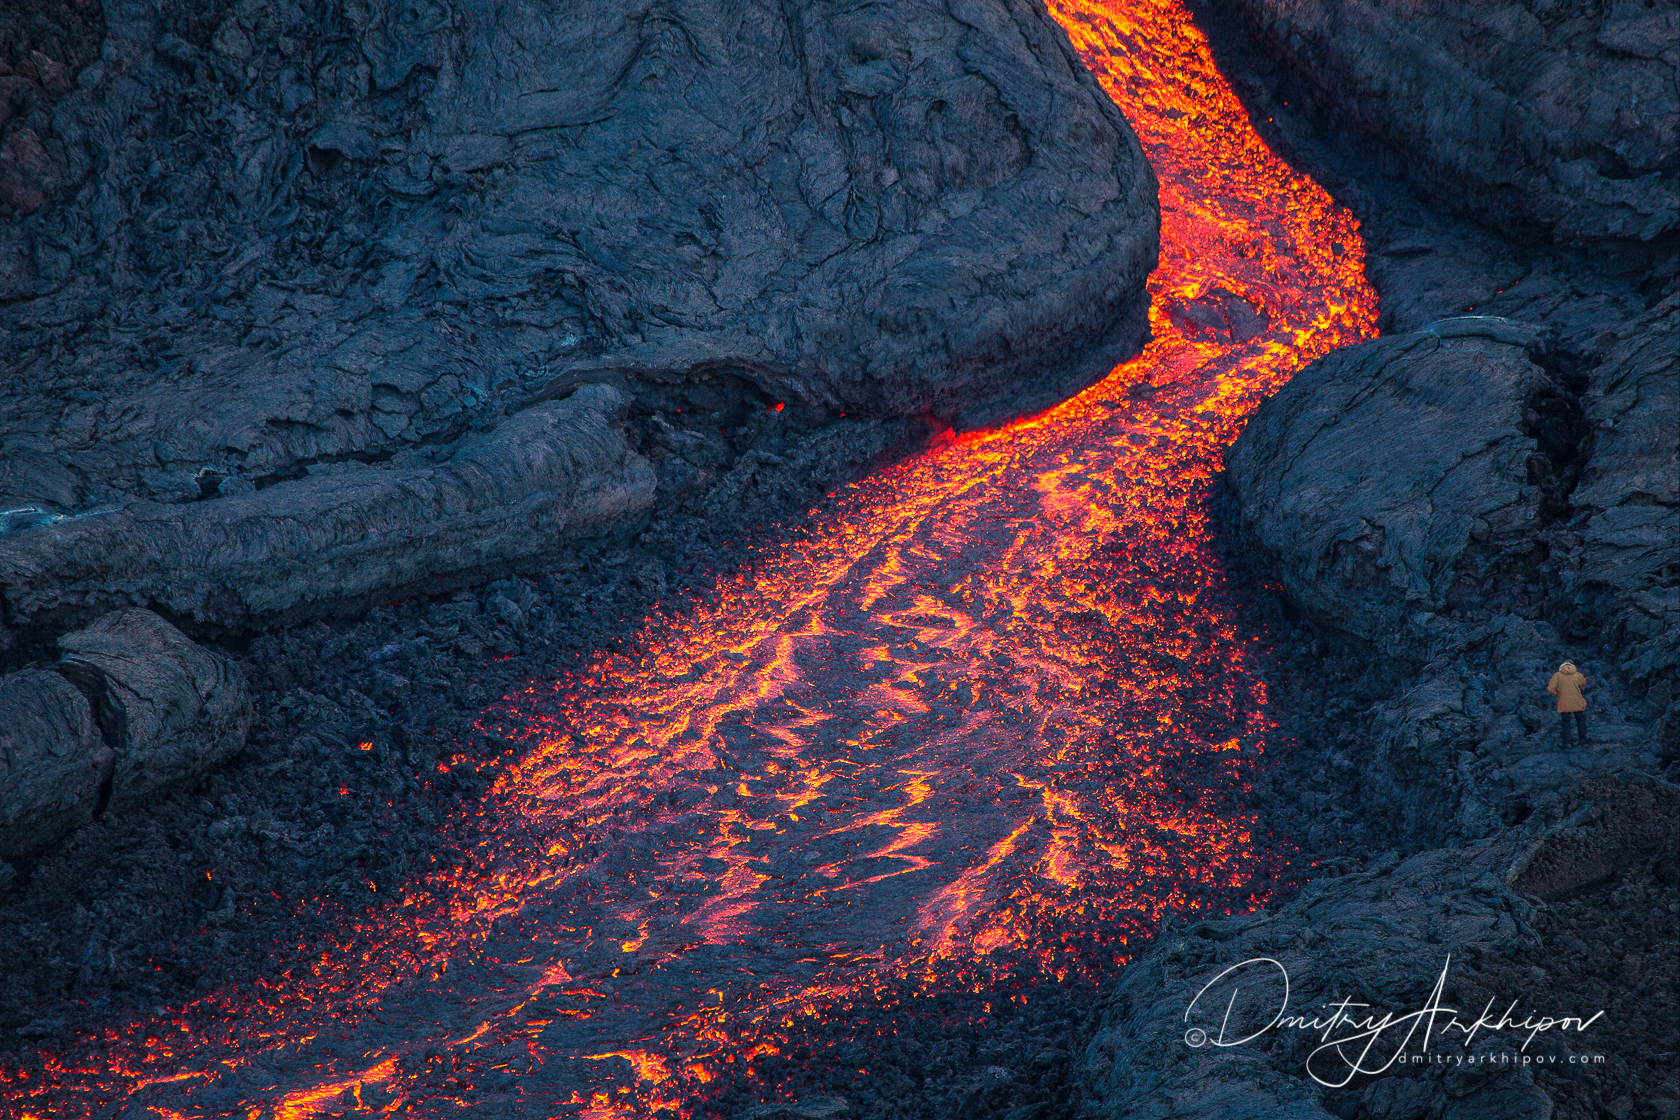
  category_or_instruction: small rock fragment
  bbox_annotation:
[29,51,71,94]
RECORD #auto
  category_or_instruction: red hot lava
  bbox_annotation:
[4,0,1375,1115]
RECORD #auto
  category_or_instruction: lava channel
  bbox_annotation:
[4,0,1377,1116]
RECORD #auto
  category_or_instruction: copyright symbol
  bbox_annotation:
[1184,1028,1207,1048]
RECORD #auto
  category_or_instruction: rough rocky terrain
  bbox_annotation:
[0,393,917,1022]
[1185,0,1677,346]
[0,0,1157,630]
[1140,306,1678,1118]
[1083,796,1680,1120]
[0,0,1156,1108]
[1226,305,1677,845]
[1218,0,1680,250]
[0,0,1158,939]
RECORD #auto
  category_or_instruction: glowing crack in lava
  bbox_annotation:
[4,0,1376,1115]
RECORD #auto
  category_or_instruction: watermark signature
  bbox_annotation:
[1182,957,1605,1088]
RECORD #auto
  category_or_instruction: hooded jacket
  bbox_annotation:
[1548,668,1588,713]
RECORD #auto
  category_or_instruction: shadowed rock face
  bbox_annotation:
[56,608,252,812]
[1572,301,1680,686]
[1225,319,1556,646]
[0,671,109,862]
[1223,302,1676,859]
[1223,0,1680,247]
[1509,775,1680,900]
[1083,842,1551,1120]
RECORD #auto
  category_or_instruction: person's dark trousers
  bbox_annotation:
[1560,710,1587,745]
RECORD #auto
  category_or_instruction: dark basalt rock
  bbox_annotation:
[1224,317,1553,648]
[1507,773,1680,900]
[0,0,1156,630]
[1185,283,1676,1119]
[1169,18,1680,1091]
[1223,302,1676,841]
[1570,300,1680,687]
[1225,301,1677,696]
[1083,842,1545,1120]
[55,608,252,813]
[1128,311,1680,1101]
[0,609,249,858]
[1222,0,1680,247]
[1085,770,1680,1120]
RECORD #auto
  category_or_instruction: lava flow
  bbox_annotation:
[4,0,1376,1116]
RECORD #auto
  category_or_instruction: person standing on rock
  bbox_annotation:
[1548,661,1589,746]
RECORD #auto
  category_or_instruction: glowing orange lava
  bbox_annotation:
[1,0,1374,1115]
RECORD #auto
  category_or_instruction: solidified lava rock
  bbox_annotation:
[1203,298,1673,1120]
[0,0,1157,629]
[54,608,251,813]
[1223,304,1677,841]
[0,609,249,858]
[1084,11,1679,1120]
[1083,842,1559,1120]
[0,669,109,862]
[1225,305,1677,698]
[1223,0,1680,247]
[1085,772,1680,1120]
[0,385,655,629]
[1507,773,1680,901]
[1569,300,1680,687]
[1224,317,1554,648]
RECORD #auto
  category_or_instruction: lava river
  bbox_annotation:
[6,0,1377,1116]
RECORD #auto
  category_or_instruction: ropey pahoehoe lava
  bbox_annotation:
[4,0,1376,1115]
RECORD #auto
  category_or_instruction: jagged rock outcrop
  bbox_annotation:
[0,609,249,858]
[0,0,1157,628]
[1223,0,1680,246]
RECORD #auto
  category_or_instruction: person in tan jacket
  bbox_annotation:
[1547,661,1589,745]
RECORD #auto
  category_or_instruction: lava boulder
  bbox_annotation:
[56,608,252,813]
[0,609,250,859]
[0,670,110,862]
[1223,318,1553,647]
[1224,302,1678,696]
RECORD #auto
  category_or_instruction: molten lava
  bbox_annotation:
[3,0,1375,1115]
